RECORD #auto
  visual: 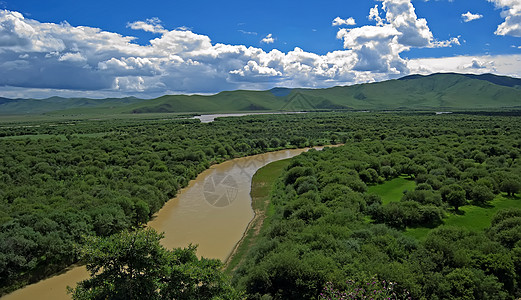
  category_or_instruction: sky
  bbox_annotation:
[1,0,521,99]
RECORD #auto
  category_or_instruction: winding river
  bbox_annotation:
[2,147,328,300]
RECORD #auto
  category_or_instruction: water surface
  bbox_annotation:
[193,112,304,123]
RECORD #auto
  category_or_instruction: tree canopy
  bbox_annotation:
[68,228,241,300]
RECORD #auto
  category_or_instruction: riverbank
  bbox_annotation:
[2,147,327,300]
[224,159,291,273]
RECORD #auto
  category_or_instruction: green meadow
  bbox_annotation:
[367,175,416,205]
[368,177,521,239]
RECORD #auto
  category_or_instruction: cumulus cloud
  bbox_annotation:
[406,55,515,75]
[369,5,384,26]
[260,33,275,44]
[230,60,282,79]
[2,4,511,99]
[382,0,434,48]
[332,17,356,26]
[58,52,87,63]
[432,37,461,48]
[127,17,167,34]
[467,59,488,69]
[488,0,521,36]
[336,0,459,75]
[462,11,483,22]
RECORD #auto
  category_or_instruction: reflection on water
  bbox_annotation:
[1,146,330,300]
[148,148,319,261]
[193,112,304,123]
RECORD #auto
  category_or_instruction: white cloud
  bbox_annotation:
[332,17,356,26]
[238,29,257,35]
[467,59,488,69]
[58,52,87,63]
[261,33,275,44]
[230,60,282,79]
[432,37,461,48]
[369,5,384,26]
[406,54,521,76]
[382,0,434,48]
[336,0,459,75]
[488,0,521,36]
[461,11,483,22]
[1,6,517,99]
[127,17,167,34]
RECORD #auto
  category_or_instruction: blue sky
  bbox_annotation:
[1,0,521,98]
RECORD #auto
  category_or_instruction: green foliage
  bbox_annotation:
[68,228,241,300]
[367,176,415,205]
[3,112,521,299]
[233,113,521,299]
[319,278,411,300]
[488,209,521,249]
[500,176,521,197]
[0,113,355,293]
[471,185,495,205]
[446,185,467,212]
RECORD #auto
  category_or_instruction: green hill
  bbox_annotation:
[121,73,521,113]
[2,73,521,115]
[296,73,521,110]
[0,96,143,115]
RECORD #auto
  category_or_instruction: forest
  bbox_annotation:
[233,114,521,299]
[0,113,345,295]
[1,112,521,299]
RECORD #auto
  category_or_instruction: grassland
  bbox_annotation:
[367,175,416,204]
[406,195,521,239]
[367,176,521,239]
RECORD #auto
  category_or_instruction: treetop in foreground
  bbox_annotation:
[68,228,241,300]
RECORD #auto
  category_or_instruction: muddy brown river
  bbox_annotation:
[2,147,330,300]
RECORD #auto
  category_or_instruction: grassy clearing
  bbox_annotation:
[367,175,416,204]
[368,177,521,240]
[406,194,521,239]
[224,159,291,274]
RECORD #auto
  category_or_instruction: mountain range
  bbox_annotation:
[1,73,521,115]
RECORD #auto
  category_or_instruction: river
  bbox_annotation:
[1,147,328,300]
[192,112,304,123]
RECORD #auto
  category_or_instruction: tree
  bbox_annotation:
[68,228,240,300]
[134,200,150,225]
[447,186,467,212]
[359,168,379,183]
[329,134,339,145]
[380,165,396,180]
[470,185,495,205]
[489,209,521,249]
[500,177,521,197]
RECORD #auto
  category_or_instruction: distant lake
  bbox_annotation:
[193,112,305,123]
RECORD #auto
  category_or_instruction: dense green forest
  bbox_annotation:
[233,115,521,299]
[2,112,521,299]
[0,113,344,295]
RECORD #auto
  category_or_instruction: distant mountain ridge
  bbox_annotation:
[0,96,143,115]
[400,73,521,88]
[1,73,521,115]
